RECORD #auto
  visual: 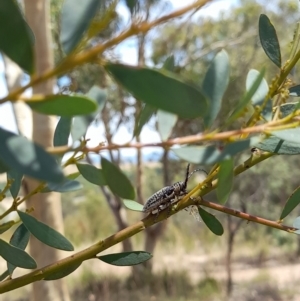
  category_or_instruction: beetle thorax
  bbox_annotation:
[172,181,185,193]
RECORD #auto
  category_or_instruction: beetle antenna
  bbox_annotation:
[183,164,190,187]
[188,167,208,179]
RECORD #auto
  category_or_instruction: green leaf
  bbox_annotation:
[0,128,64,183]
[7,170,23,198]
[0,221,15,234]
[0,159,10,174]
[245,70,271,121]
[216,159,234,205]
[162,55,175,72]
[173,137,260,165]
[72,86,107,141]
[293,216,300,234]
[28,95,97,116]
[256,136,300,155]
[0,270,9,282]
[67,172,80,180]
[105,63,208,119]
[157,110,177,141]
[246,69,269,105]
[98,251,152,266]
[203,50,230,128]
[40,172,81,193]
[134,103,156,137]
[259,14,281,68]
[272,128,300,144]
[261,99,273,122]
[7,224,30,275]
[226,68,265,125]
[101,157,135,200]
[125,0,138,14]
[197,207,223,236]
[60,0,101,53]
[0,238,36,269]
[77,163,106,186]
[41,179,82,193]
[123,200,143,212]
[44,262,82,280]
[0,1,34,73]
[280,186,300,220]
[86,86,107,119]
[54,117,72,147]
[71,117,88,142]
[289,85,300,97]
[18,211,74,251]
[280,103,298,117]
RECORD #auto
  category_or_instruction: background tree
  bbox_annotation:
[2,1,300,300]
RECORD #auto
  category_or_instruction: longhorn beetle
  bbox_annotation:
[142,164,207,216]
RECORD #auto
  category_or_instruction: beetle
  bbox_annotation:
[142,164,206,215]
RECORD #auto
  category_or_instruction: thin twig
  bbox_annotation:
[45,115,300,155]
[0,0,213,104]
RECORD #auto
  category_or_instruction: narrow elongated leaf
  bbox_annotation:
[256,136,300,155]
[18,211,74,251]
[67,172,80,180]
[9,224,30,250]
[98,251,152,266]
[60,0,101,53]
[198,207,223,236]
[283,101,300,121]
[0,128,64,183]
[0,159,10,174]
[125,0,138,14]
[41,172,80,193]
[162,55,175,72]
[216,159,234,205]
[123,200,143,212]
[101,157,135,200]
[246,69,269,105]
[289,85,300,97]
[8,224,30,275]
[7,169,23,198]
[203,50,230,127]
[45,262,82,280]
[0,270,9,282]
[77,163,106,186]
[41,179,82,193]
[226,69,265,125]
[28,95,97,116]
[0,239,36,269]
[280,103,298,117]
[134,104,156,137]
[173,137,260,165]
[259,14,281,67]
[0,221,14,234]
[0,1,34,73]
[54,117,72,147]
[245,70,272,121]
[280,186,300,219]
[272,128,300,144]
[157,110,177,141]
[86,86,107,118]
[71,117,88,142]
[72,86,107,141]
[261,99,273,121]
[105,63,208,119]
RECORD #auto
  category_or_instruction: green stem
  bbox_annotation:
[0,151,285,293]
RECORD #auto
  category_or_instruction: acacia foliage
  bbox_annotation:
[0,0,300,293]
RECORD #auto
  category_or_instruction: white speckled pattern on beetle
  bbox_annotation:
[142,164,206,215]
